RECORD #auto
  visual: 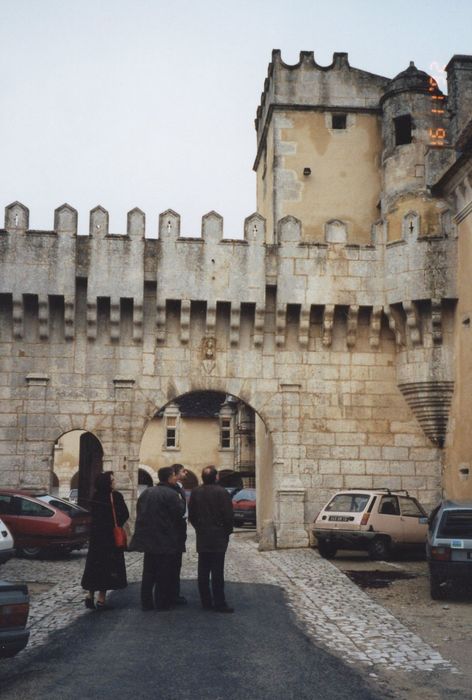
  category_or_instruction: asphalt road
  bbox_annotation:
[0,580,386,700]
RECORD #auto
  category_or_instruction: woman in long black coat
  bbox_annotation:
[81,471,129,610]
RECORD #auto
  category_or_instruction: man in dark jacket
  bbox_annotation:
[129,466,186,610]
[170,463,188,605]
[188,465,234,613]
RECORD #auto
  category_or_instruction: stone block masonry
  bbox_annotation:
[2,49,471,547]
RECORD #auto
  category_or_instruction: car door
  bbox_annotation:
[375,496,404,543]
[398,496,428,544]
[6,497,55,548]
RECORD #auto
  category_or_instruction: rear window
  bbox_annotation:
[233,489,256,502]
[39,497,86,516]
[325,494,370,513]
[438,510,472,538]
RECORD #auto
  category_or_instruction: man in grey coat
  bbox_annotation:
[130,466,186,610]
[188,465,234,613]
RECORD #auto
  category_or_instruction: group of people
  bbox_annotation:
[81,463,235,613]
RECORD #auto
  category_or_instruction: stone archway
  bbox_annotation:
[139,389,275,547]
[52,430,103,507]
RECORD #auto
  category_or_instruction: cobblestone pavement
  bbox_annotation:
[1,530,457,676]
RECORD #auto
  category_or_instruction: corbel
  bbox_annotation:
[322,304,335,347]
[110,298,120,341]
[133,300,143,343]
[383,305,403,347]
[87,299,97,340]
[403,300,422,347]
[12,295,24,340]
[299,304,311,348]
[180,299,191,344]
[230,303,241,347]
[276,304,287,347]
[156,301,166,343]
[369,306,383,349]
[253,304,264,347]
[64,297,75,340]
[346,304,359,348]
[38,296,49,340]
[431,298,442,345]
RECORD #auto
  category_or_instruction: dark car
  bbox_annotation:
[232,488,256,527]
[426,500,472,599]
[0,490,91,559]
[0,580,29,658]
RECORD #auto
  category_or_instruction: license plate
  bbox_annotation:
[75,526,87,534]
[451,540,464,549]
[328,516,351,522]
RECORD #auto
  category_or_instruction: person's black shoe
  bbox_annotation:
[202,603,213,610]
[84,597,95,610]
[173,596,187,605]
[155,605,172,611]
[214,605,234,613]
[141,604,154,611]
[95,601,114,611]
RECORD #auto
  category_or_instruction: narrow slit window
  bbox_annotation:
[394,114,412,145]
[332,114,347,130]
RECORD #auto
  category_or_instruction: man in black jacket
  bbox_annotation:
[170,463,188,605]
[129,466,186,611]
[188,465,234,613]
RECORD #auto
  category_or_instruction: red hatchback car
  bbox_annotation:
[232,488,257,528]
[0,490,91,559]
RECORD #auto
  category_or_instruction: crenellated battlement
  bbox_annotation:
[0,200,457,356]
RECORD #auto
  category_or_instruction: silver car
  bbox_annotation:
[426,500,472,599]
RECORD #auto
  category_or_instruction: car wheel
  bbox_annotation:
[317,541,337,559]
[368,537,391,561]
[18,546,42,559]
[430,575,447,600]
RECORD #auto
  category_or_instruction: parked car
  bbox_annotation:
[0,490,91,559]
[0,518,15,565]
[225,486,242,498]
[232,488,256,527]
[426,500,472,600]
[0,580,29,658]
[313,489,428,560]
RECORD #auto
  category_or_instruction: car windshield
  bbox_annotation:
[325,494,370,513]
[233,489,256,502]
[438,510,472,538]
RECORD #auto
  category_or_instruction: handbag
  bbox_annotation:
[110,493,128,549]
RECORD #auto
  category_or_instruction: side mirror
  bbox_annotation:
[419,516,428,525]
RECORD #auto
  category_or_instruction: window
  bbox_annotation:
[15,497,54,517]
[438,510,472,538]
[166,417,177,448]
[326,494,371,513]
[399,497,425,517]
[0,495,13,515]
[379,496,400,516]
[394,114,412,145]
[332,114,347,130]
[220,418,232,449]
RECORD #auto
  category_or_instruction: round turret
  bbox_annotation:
[381,62,434,102]
[380,61,449,237]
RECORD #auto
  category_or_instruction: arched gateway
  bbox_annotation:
[5,50,470,546]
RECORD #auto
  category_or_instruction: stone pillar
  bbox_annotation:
[276,474,308,548]
[274,380,309,548]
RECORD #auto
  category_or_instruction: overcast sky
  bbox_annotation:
[0,0,470,237]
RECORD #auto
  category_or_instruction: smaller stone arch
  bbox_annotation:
[138,465,155,495]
